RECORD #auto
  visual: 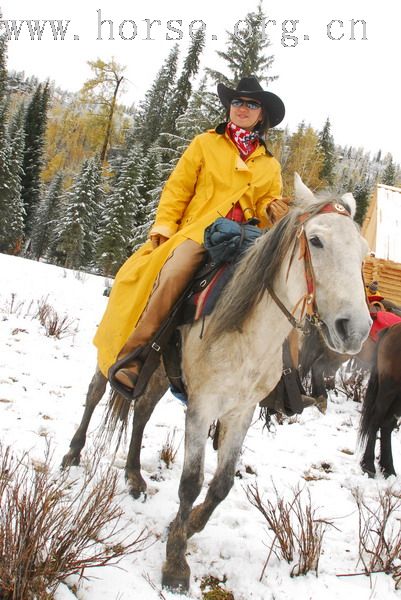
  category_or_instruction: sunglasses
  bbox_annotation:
[230,98,262,110]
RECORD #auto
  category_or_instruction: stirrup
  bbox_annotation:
[108,349,143,401]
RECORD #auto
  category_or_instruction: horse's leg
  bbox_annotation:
[379,418,397,478]
[162,406,210,592]
[186,406,254,539]
[61,367,107,467]
[311,357,328,400]
[125,365,168,498]
[360,428,377,478]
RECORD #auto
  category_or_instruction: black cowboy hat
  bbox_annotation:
[217,76,285,128]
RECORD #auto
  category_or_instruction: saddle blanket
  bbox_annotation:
[370,310,401,342]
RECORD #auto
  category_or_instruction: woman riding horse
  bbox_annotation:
[93,77,288,394]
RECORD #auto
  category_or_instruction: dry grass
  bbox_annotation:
[159,429,180,469]
[246,482,331,579]
[1,293,78,339]
[353,486,401,587]
[336,362,369,402]
[200,575,235,599]
[0,443,152,599]
[1,293,33,317]
[34,297,78,338]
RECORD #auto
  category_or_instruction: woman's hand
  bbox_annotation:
[150,233,169,249]
[267,198,291,224]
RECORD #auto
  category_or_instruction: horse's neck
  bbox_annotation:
[239,293,293,357]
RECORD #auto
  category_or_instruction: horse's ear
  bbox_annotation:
[340,192,356,219]
[293,172,315,206]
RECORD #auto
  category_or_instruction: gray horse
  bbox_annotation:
[62,174,371,592]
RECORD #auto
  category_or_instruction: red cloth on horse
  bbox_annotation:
[369,311,401,342]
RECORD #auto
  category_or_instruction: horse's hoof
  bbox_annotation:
[61,452,80,469]
[125,471,147,500]
[161,564,190,593]
[360,462,376,478]
[381,467,396,479]
[315,395,328,414]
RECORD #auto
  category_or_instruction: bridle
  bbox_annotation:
[267,202,351,334]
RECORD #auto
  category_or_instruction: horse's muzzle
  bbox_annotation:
[323,315,372,354]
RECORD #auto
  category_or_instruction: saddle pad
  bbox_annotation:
[369,310,401,342]
[194,264,234,321]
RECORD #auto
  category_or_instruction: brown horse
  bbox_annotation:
[359,322,401,478]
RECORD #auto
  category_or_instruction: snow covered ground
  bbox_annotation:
[1,252,401,600]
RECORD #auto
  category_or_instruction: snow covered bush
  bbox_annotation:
[0,443,152,599]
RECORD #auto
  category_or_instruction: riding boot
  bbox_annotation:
[112,240,206,391]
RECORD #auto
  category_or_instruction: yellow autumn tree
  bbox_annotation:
[282,123,325,196]
[80,58,127,163]
[43,96,131,183]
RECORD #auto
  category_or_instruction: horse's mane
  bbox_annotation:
[204,199,348,342]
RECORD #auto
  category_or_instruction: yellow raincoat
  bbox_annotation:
[94,125,282,376]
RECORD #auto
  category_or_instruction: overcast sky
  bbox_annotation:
[3,0,400,162]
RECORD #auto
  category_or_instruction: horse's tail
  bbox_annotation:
[101,390,132,450]
[358,328,390,447]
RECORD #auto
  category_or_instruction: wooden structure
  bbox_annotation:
[362,184,401,305]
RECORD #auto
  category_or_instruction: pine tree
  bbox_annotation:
[175,77,221,141]
[207,3,277,86]
[53,157,103,269]
[353,177,372,226]
[159,77,220,173]
[0,104,26,253]
[381,155,396,186]
[95,145,143,275]
[31,172,64,259]
[0,30,7,104]
[128,145,163,252]
[162,28,205,136]
[135,46,179,150]
[0,33,10,239]
[318,118,336,186]
[21,82,50,233]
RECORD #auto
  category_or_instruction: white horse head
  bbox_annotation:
[289,173,371,353]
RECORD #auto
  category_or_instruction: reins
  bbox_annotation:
[267,202,351,333]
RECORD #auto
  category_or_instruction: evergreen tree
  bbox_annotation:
[0,104,26,254]
[175,77,221,142]
[207,3,277,87]
[21,82,50,233]
[318,117,336,186]
[95,145,143,275]
[157,77,221,174]
[53,157,103,269]
[162,28,205,136]
[31,172,64,259]
[0,30,7,104]
[135,45,179,150]
[381,155,396,186]
[353,177,372,226]
[128,145,163,252]
[0,30,9,201]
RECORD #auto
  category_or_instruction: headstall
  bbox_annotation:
[267,202,351,333]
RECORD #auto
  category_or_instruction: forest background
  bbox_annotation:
[1,3,400,277]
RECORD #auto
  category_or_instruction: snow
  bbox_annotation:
[1,252,401,600]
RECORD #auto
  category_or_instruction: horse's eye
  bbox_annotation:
[309,236,323,248]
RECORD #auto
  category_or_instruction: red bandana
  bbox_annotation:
[227,121,260,160]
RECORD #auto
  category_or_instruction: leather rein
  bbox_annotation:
[267,202,351,333]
